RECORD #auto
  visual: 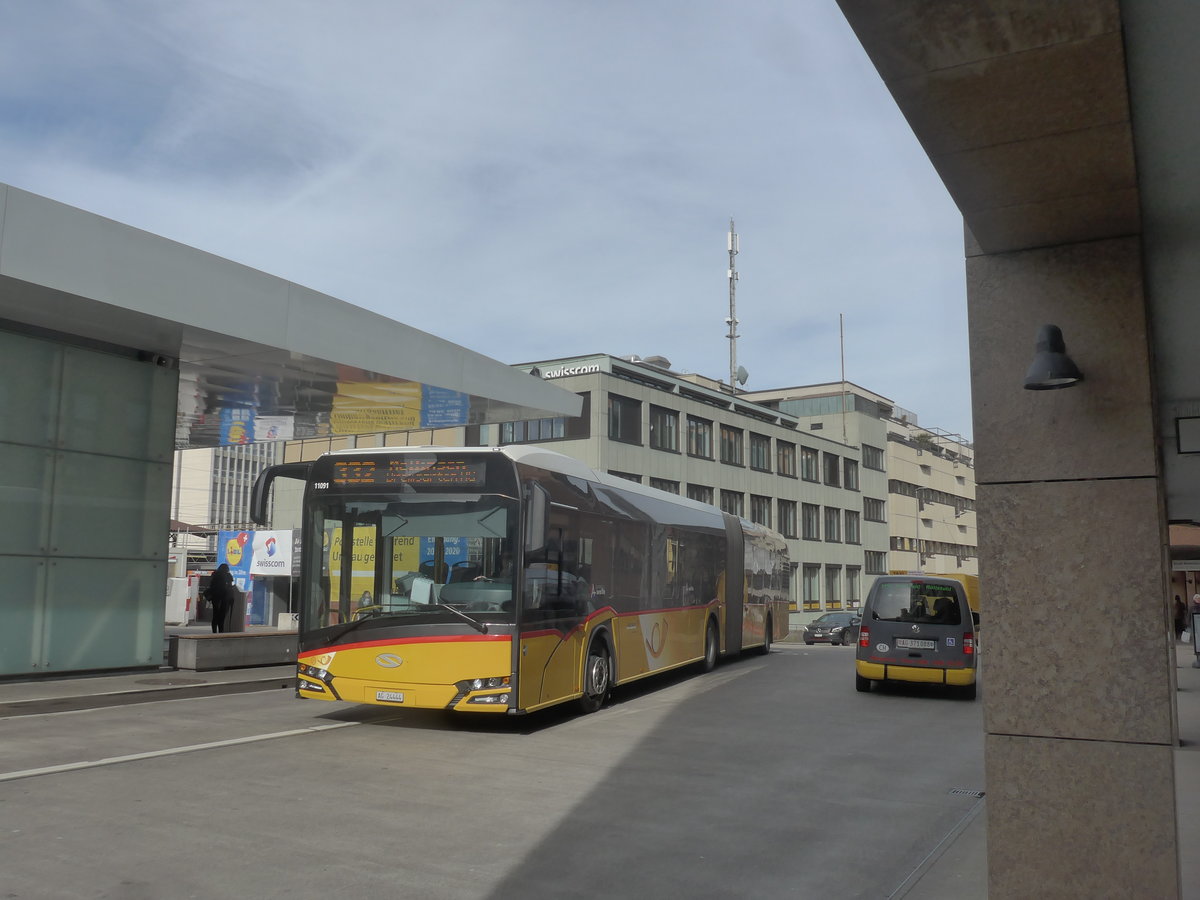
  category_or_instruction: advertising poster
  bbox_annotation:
[219,408,255,445]
[217,530,254,591]
[421,385,470,427]
[250,530,292,575]
[330,380,421,434]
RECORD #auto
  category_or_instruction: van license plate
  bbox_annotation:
[896,638,936,650]
[376,691,406,703]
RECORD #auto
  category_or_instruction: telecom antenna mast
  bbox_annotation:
[726,218,740,394]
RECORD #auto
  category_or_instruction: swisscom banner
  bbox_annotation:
[218,529,293,585]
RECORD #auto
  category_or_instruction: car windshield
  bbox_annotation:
[871,581,962,625]
[814,614,848,625]
[304,493,518,633]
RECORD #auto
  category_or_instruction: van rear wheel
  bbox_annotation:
[855,673,871,693]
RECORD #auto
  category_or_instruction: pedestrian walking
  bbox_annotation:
[205,564,237,633]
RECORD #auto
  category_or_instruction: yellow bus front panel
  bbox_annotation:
[298,634,514,712]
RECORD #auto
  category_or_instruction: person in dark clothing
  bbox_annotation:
[206,564,237,633]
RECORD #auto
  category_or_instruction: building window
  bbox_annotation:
[865,550,887,574]
[750,494,772,527]
[608,470,641,483]
[749,433,771,472]
[649,477,679,494]
[846,566,861,609]
[845,510,861,544]
[802,503,821,540]
[824,507,841,542]
[777,440,796,477]
[608,393,641,444]
[825,565,842,609]
[649,405,678,452]
[687,484,714,505]
[864,497,886,523]
[778,499,797,539]
[687,416,713,459]
[862,444,885,471]
[801,446,819,482]
[803,564,821,611]
[499,393,590,445]
[719,489,744,517]
[844,458,859,491]
[823,452,841,486]
[720,425,744,466]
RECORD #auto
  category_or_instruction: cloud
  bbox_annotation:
[0,0,973,437]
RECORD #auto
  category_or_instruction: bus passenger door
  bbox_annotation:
[517,519,588,709]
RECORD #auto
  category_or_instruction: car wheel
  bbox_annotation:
[804,639,814,646]
[855,673,871,693]
[578,638,611,713]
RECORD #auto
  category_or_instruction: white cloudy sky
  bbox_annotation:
[0,1,972,438]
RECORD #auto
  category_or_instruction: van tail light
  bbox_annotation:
[963,633,975,655]
[858,626,870,648]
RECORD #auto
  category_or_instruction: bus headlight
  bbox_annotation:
[299,664,333,684]
[457,676,510,692]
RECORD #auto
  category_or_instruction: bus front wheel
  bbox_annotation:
[579,639,611,713]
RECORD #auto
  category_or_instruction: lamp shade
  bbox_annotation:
[1024,324,1083,390]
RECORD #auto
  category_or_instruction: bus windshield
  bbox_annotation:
[305,493,518,632]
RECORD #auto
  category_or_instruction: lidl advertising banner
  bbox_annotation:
[218,530,254,591]
[220,409,254,445]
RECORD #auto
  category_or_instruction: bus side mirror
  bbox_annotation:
[250,462,312,525]
[524,482,549,553]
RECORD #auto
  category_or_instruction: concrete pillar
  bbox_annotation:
[967,233,1179,896]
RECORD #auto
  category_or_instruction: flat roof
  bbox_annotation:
[0,183,581,448]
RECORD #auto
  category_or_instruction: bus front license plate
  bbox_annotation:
[376,690,406,703]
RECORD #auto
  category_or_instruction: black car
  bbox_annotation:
[802,612,861,646]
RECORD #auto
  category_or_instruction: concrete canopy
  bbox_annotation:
[837,0,1200,523]
[0,183,581,448]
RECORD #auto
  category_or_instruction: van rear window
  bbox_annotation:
[872,582,961,626]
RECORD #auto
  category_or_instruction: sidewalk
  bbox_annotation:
[3,637,1200,896]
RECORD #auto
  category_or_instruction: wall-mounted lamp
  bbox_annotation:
[1023,324,1083,390]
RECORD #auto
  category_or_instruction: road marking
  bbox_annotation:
[0,721,359,783]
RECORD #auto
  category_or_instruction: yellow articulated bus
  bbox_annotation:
[251,446,790,715]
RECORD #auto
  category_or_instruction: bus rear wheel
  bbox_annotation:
[701,620,719,672]
[757,616,773,655]
[579,639,611,713]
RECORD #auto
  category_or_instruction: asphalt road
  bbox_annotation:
[0,644,984,900]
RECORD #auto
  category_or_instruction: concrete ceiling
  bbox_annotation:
[837,0,1200,521]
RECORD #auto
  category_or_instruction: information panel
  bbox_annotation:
[330,457,487,489]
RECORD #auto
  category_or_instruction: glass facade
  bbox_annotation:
[0,329,175,676]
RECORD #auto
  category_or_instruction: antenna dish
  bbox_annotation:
[736,366,749,385]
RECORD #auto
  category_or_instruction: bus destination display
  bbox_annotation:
[331,458,487,489]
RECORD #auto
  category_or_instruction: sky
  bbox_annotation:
[0,1,973,439]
